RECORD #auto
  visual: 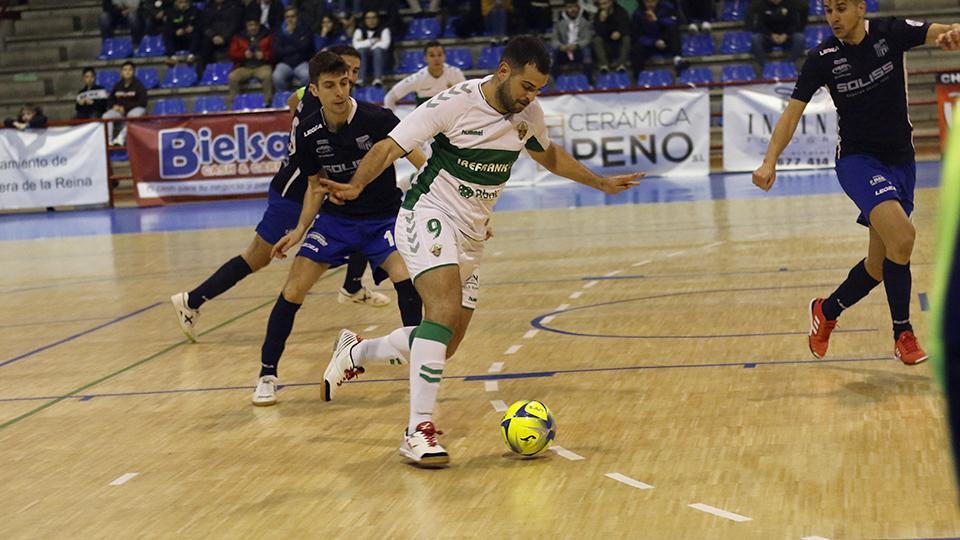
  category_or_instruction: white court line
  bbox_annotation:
[631,259,652,267]
[540,315,555,324]
[569,291,583,299]
[505,345,522,355]
[604,270,622,277]
[666,251,686,258]
[605,472,654,490]
[522,329,539,339]
[490,400,508,412]
[556,304,569,311]
[583,280,599,289]
[800,536,832,540]
[488,362,504,373]
[109,473,139,486]
[363,325,378,332]
[688,503,752,522]
[484,381,499,392]
[550,446,585,461]
[702,241,724,250]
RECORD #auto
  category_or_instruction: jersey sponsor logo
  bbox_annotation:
[157,124,288,179]
[833,58,848,65]
[869,174,887,186]
[315,138,334,157]
[306,231,328,246]
[457,184,499,200]
[832,64,852,76]
[355,134,372,150]
[875,185,896,196]
[874,38,889,58]
[820,46,839,56]
[836,61,894,93]
[516,120,528,140]
[456,158,512,174]
[461,129,483,136]
[906,19,924,27]
[322,159,362,175]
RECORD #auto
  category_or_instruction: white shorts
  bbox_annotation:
[396,207,483,310]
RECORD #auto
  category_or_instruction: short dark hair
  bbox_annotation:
[501,35,551,75]
[121,61,135,70]
[423,40,443,54]
[82,66,96,76]
[324,44,361,60]
[309,51,349,84]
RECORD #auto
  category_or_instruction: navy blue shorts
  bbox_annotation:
[255,189,304,245]
[297,212,398,269]
[835,154,916,227]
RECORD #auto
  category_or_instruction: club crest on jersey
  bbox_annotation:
[874,39,889,58]
[355,134,372,151]
[516,120,528,140]
[430,243,442,257]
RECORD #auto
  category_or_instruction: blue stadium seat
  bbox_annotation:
[161,64,198,88]
[720,31,752,54]
[199,62,232,86]
[137,66,160,89]
[721,63,756,83]
[554,73,591,92]
[397,50,425,73]
[866,0,879,11]
[272,90,292,109]
[446,48,472,70]
[761,61,798,80]
[443,17,459,38]
[419,18,440,39]
[193,95,227,113]
[721,0,746,22]
[364,86,385,103]
[96,69,121,90]
[595,71,631,90]
[97,37,133,60]
[232,93,265,110]
[637,69,673,88]
[682,34,715,57]
[153,98,186,115]
[404,19,425,40]
[477,46,504,70]
[135,35,166,58]
[805,25,830,49]
[678,66,713,85]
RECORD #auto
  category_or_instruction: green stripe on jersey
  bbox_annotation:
[428,133,520,185]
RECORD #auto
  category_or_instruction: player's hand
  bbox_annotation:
[271,229,302,260]
[595,172,644,194]
[317,178,362,205]
[937,25,960,51]
[752,162,777,191]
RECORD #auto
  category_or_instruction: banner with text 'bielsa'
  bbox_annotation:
[127,111,290,205]
[0,123,109,210]
[723,83,838,172]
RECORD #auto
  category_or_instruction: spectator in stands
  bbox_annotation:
[552,0,593,77]
[4,104,48,130]
[246,0,284,30]
[482,0,512,44]
[75,67,110,120]
[680,0,713,32]
[353,10,391,87]
[163,0,202,62]
[296,0,330,33]
[314,14,348,49]
[630,0,687,75]
[340,10,357,39]
[360,0,403,39]
[748,0,805,66]
[103,61,147,145]
[593,0,630,73]
[199,0,243,71]
[142,0,172,37]
[514,0,552,35]
[272,7,314,92]
[406,0,440,13]
[228,16,274,106]
[100,0,145,47]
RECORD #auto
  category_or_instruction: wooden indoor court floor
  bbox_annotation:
[1,186,957,539]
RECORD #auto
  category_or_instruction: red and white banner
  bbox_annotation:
[127,111,291,205]
[937,72,960,149]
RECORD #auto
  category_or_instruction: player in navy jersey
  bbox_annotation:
[752,0,960,365]
[251,51,427,405]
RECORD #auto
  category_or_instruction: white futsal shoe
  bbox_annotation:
[323,329,364,402]
[337,286,390,307]
[399,421,449,467]
[170,292,200,343]
[251,375,278,406]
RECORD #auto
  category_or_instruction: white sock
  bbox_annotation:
[408,321,452,433]
[353,326,413,368]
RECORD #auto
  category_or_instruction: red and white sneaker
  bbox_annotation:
[399,421,449,467]
[322,329,364,402]
[895,331,928,365]
[808,298,837,359]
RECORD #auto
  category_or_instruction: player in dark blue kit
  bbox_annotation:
[252,51,426,405]
[753,0,960,365]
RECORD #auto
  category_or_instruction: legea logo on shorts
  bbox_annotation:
[158,124,289,179]
[875,185,896,196]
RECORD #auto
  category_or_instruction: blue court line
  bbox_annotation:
[919,292,929,312]
[0,302,161,368]
[0,354,894,403]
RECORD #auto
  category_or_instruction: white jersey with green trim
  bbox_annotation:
[383,63,466,110]
[388,75,551,240]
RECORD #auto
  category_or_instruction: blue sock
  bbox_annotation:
[187,255,252,310]
[822,259,881,320]
[259,294,301,377]
[883,258,913,339]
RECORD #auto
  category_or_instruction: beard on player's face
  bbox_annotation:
[496,76,530,114]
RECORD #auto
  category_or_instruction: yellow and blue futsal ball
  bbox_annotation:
[500,400,556,456]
